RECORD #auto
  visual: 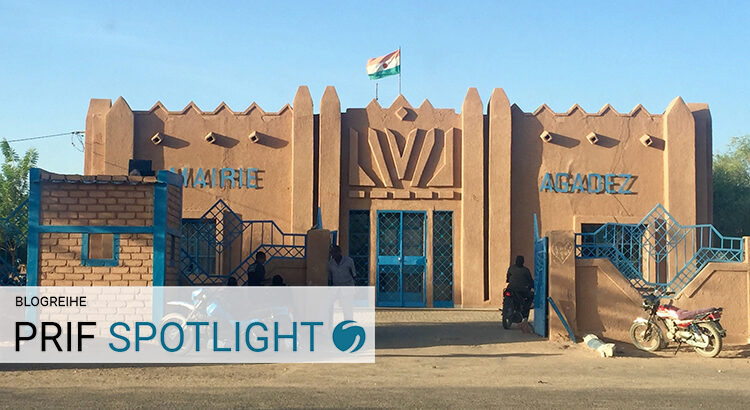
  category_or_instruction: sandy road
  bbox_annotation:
[1,310,749,409]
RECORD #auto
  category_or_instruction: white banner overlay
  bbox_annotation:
[0,287,375,363]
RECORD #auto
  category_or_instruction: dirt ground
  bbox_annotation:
[1,310,749,409]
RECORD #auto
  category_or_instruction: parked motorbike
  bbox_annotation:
[160,288,294,352]
[630,294,726,358]
[502,287,533,329]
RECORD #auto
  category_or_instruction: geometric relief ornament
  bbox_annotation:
[348,128,376,187]
[348,126,456,189]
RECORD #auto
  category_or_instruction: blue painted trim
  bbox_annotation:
[38,225,153,234]
[26,168,41,286]
[548,296,576,342]
[153,181,168,286]
[81,233,120,267]
[157,170,184,187]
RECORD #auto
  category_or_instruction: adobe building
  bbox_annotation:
[84,86,713,309]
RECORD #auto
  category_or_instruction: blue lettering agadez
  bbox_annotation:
[168,167,261,189]
[539,172,634,194]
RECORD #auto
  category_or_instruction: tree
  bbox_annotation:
[712,135,750,237]
[0,139,38,273]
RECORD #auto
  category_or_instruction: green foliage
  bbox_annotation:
[0,139,37,271]
[713,135,750,236]
[0,139,38,218]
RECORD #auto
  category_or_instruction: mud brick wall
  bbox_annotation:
[36,287,156,337]
[38,233,154,286]
[41,183,154,226]
[29,169,184,287]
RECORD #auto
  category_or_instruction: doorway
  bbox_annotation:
[376,211,426,307]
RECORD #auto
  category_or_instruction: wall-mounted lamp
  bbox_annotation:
[640,134,653,147]
[540,131,552,143]
[586,132,599,145]
[151,132,163,145]
[205,132,216,144]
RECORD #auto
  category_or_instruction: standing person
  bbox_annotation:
[245,251,266,286]
[327,245,356,323]
[328,245,356,286]
[506,255,534,328]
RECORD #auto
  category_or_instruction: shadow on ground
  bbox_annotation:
[376,321,542,349]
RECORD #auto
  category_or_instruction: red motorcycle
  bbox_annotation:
[630,294,726,358]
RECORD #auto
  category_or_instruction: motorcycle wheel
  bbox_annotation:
[502,316,512,329]
[502,301,512,329]
[693,322,722,358]
[630,322,662,352]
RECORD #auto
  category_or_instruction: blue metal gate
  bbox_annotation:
[0,199,29,286]
[376,211,426,307]
[533,215,548,337]
[575,204,744,297]
[180,200,306,285]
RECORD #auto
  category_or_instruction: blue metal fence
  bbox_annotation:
[575,204,744,297]
[0,199,29,286]
[179,200,306,285]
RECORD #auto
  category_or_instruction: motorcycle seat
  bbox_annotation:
[674,307,718,320]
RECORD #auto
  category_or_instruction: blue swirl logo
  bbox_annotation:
[332,320,366,353]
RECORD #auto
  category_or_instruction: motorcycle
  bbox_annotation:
[502,287,533,329]
[160,289,294,352]
[630,294,726,358]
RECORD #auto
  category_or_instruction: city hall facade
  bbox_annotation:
[83,86,712,308]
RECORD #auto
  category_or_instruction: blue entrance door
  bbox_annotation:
[376,211,426,307]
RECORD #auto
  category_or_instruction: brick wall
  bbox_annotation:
[41,183,154,226]
[29,170,184,287]
[38,233,154,286]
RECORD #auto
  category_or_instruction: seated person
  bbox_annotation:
[271,275,286,286]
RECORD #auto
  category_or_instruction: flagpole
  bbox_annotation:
[398,46,401,95]
[375,82,379,101]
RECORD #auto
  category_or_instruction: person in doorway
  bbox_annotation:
[328,245,357,286]
[506,255,534,330]
[245,251,266,286]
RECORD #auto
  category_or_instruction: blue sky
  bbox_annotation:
[1,1,748,174]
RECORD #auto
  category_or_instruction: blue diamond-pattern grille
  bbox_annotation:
[575,203,744,297]
[378,212,400,257]
[348,210,370,286]
[179,200,306,285]
[403,265,424,293]
[1,199,28,286]
[378,265,400,303]
[193,199,243,254]
[402,213,424,257]
[433,211,453,304]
